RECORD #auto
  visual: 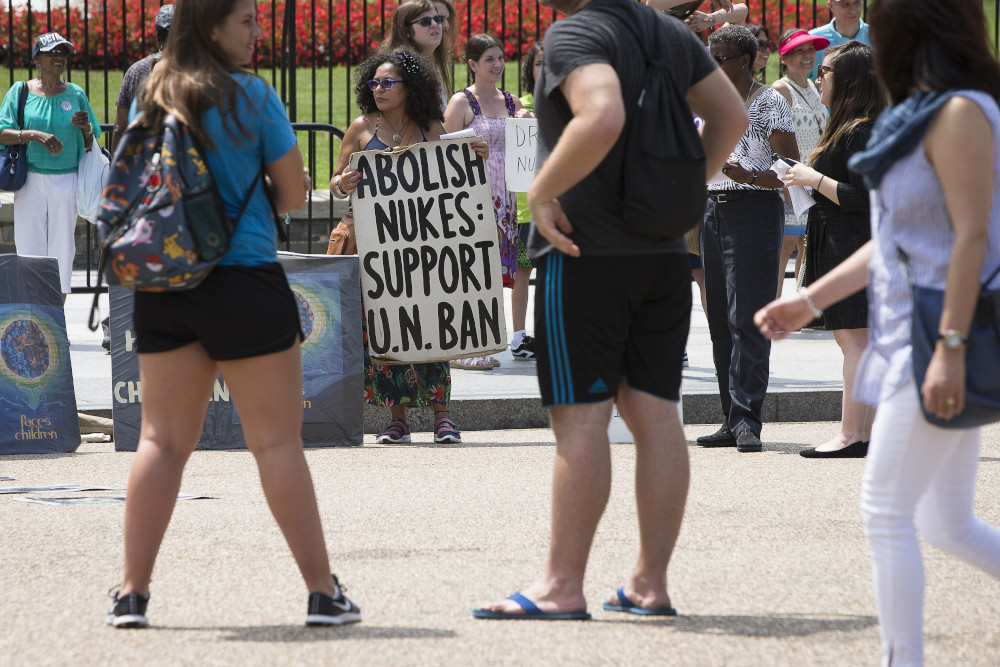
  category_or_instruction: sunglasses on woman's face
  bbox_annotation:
[712,53,742,66]
[408,14,445,27]
[817,64,834,78]
[757,40,775,51]
[367,78,404,91]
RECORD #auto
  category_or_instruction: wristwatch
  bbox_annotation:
[938,329,968,350]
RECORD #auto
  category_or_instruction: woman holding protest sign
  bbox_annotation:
[106,0,360,629]
[444,34,525,370]
[332,48,487,445]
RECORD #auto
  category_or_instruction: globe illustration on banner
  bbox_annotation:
[289,282,327,347]
[1,318,51,380]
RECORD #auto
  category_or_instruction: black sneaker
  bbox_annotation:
[511,335,536,359]
[696,426,736,447]
[736,429,763,453]
[305,574,361,626]
[107,588,149,628]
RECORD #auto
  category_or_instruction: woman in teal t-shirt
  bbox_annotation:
[0,33,101,296]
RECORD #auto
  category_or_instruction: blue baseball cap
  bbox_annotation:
[32,33,76,60]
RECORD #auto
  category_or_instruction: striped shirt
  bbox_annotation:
[854,90,1000,406]
[714,86,794,191]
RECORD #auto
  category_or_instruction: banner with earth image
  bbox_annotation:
[110,252,362,450]
[0,255,82,454]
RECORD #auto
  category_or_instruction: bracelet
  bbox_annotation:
[18,129,23,144]
[332,176,348,199]
[797,287,824,319]
[749,170,757,185]
[816,174,825,191]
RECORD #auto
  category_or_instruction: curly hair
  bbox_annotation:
[521,43,543,97]
[354,48,444,131]
[384,0,453,97]
[708,23,758,65]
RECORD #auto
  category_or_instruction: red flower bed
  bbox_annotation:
[0,0,827,69]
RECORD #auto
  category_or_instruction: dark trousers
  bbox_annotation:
[701,192,783,436]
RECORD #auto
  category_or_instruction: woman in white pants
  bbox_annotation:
[0,33,101,297]
[755,1,1000,663]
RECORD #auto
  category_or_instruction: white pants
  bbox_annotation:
[860,379,1000,666]
[13,171,79,293]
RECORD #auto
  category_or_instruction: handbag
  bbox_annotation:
[0,82,30,192]
[905,249,1000,429]
[326,213,357,255]
[76,135,111,222]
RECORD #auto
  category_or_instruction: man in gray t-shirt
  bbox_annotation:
[110,4,174,153]
[473,0,747,621]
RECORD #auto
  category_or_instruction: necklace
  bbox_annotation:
[743,80,756,106]
[378,113,410,144]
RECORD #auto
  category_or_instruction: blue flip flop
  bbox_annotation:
[602,587,677,616]
[473,592,591,620]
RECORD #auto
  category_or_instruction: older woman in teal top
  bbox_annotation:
[0,33,101,296]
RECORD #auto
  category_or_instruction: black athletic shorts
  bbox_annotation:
[534,252,691,407]
[133,262,303,360]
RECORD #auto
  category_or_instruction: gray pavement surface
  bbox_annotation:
[1,423,999,665]
[65,268,846,432]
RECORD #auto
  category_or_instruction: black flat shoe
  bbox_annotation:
[696,426,736,447]
[799,441,868,458]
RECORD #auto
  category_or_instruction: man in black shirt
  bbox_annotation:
[474,0,747,620]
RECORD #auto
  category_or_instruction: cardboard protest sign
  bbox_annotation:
[349,138,507,364]
[0,254,81,454]
[504,118,538,193]
[110,253,363,451]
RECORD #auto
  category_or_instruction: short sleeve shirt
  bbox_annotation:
[0,82,101,174]
[203,74,298,267]
[528,0,716,259]
[809,19,870,81]
[115,53,162,109]
[713,87,794,192]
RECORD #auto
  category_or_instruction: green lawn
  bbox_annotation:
[0,64,486,187]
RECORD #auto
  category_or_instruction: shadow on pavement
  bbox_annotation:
[654,613,877,637]
[155,625,458,642]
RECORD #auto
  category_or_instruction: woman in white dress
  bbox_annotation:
[772,29,830,296]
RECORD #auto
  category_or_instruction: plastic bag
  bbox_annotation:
[77,136,110,222]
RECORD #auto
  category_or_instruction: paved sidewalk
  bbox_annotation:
[1,422,998,665]
[65,270,845,431]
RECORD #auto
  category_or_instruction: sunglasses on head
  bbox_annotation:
[662,1,700,21]
[408,14,445,27]
[367,78,404,91]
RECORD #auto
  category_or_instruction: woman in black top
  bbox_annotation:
[782,41,886,458]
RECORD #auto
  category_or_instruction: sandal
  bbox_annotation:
[376,418,410,444]
[452,356,495,371]
[434,416,461,444]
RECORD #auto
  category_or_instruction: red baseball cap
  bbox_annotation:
[778,30,831,56]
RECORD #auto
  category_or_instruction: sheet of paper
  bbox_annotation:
[771,159,816,219]
[438,128,477,140]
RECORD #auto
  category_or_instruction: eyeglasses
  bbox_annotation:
[712,54,743,65]
[408,14,445,27]
[757,40,775,51]
[367,78,404,91]
[817,64,834,78]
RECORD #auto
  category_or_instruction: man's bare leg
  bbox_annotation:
[477,399,614,614]
[606,383,689,609]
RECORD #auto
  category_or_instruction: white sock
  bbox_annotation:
[512,330,526,347]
